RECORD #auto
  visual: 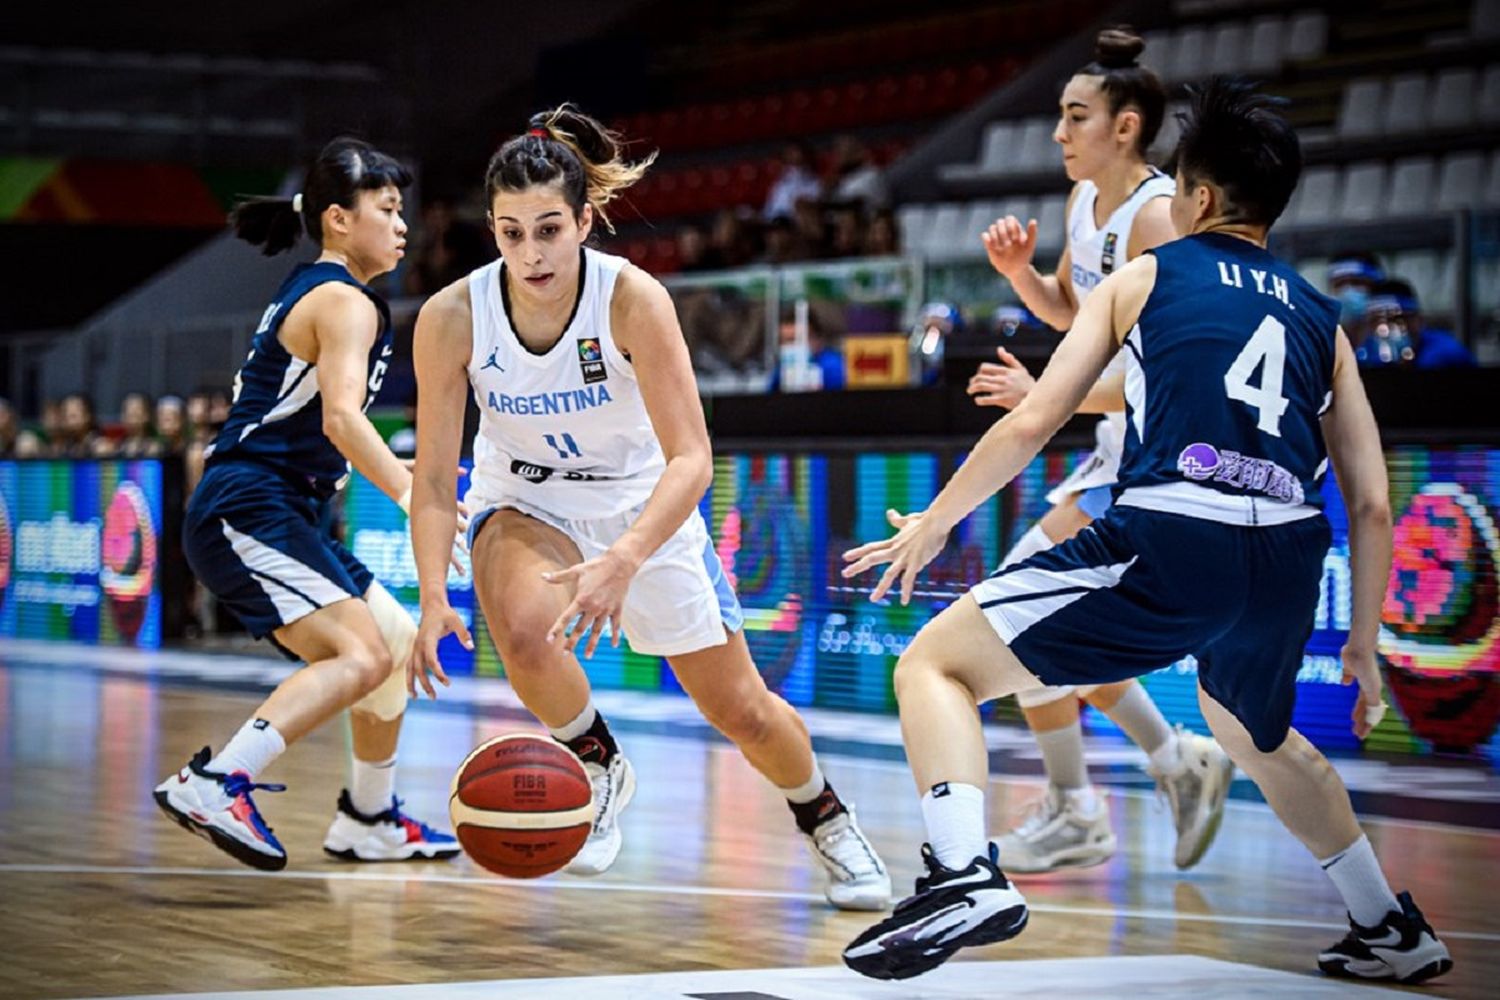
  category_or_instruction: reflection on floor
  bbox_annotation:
[0,639,1495,1000]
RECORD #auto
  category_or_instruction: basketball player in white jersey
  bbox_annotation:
[965,28,1234,873]
[408,106,890,910]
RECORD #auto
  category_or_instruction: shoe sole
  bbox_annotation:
[846,903,1030,981]
[1318,954,1453,985]
[564,759,637,876]
[153,789,286,872]
[323,845,462,862]
[1001,834,1117,875]
[1175,756,1235,870]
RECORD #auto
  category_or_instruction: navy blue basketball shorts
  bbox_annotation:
[971,505,1330,752]
[184,462,373,644]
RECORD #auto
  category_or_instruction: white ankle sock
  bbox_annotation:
[1320,835,1399,927]
[1035,720,1091,791]
[920,782,987,869]
[780,760,827,804]
[1063,785,1100,815]
[1000,524,1055,569]
[209,718,286,779]
[1106,684,1178,769]
[350,755,397,816]
[1149,732,1183,775]
[548,700,598,742]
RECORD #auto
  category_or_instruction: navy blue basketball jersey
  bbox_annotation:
[204,262,392,498]
[1115,233,1339,517]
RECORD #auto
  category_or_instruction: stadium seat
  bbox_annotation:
[1337,162,1388,222]
[1143,30,1176,77]
[1208,23,1249,77]
[925,203,969,259]
[1436,152,1484,212]
[1034,195,1068,254]
[980,121,1019,173]
[1382,74,1429,136]
[1296,256,1330,295]
[1169,26,1210,82]
[897,204,935,253]
[1479,66,1500,126]
[1475,0,1500,40]
[1288,166,1341,227]
[1387,157,1437,217]
[1245,16,1284,75]
[1014,117,1057,174]
[1285,11,1328,61]
[1337,79,1385,140]
[1428,68,1477,131]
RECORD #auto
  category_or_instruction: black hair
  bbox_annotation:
[230,137,412,255]
[1371,277,1419,304]
[1075,26,1167,157]
[485,104,655,234]
[1174,76,1302,228]
[1331,250,1383,269]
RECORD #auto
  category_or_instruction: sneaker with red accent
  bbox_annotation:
[153,747,287,871]
[322,790,460,862]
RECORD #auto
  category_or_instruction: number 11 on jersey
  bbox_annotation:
[544,432,582,460]
[1223,315,1290,437]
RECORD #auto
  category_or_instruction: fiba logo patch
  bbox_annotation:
[1101,232,1119,275]
[100,481,157,643]
[577,338,607,384]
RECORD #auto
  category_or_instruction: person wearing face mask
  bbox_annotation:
[1354,278,1476,369]
[1327,252,1385,329]
[966,26,1234,877]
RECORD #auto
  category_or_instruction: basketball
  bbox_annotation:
[448,733,595,878]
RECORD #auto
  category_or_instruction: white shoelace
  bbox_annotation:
[814,814,882,879]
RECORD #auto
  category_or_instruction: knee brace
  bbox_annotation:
[352,580,415,721]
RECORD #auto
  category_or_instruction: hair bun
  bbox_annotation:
[1095,26,1145,69]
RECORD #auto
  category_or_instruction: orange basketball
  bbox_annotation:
[449,733,595,878]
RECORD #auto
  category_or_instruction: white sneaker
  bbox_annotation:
[153,747,287,871]
[994,785,1116,874]
[323,790,460,862]
[565,754,635,876]
[1150,727,1234,869]
[804,805,891,911]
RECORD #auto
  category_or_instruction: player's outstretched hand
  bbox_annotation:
[411,603,469,699]
[982,216,1039,280]
[967,346,1035,410]
[841,507,948,606]
[543,550,634,659]
[1340,642,1387,740]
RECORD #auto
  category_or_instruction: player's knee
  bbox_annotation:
[701,690,778,747]
[352,582,414,720]
[892,651,940,704]
[345,639,394,698]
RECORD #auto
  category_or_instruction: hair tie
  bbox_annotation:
[528,127,549,138]
[291,193,303,213]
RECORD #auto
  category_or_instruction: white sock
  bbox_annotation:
[1106,683,1178,766]
[208,718,286,779]
[1000,524,1055,569]
[920,782,987,869]
[780,760,827,804]
[547,700,598,742]
[1320,835,1399,927]
[350,755,397,816]
[1035,720,1091,791]
[1148,734,1182,775]
[1063,785,1101,815]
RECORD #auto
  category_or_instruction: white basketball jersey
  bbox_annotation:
[1050,169,1174,499]
[464,248,666,520]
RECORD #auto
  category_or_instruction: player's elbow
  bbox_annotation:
[321,407,359,446]
[1005,407,1054,449]
[1348,492,1392,530]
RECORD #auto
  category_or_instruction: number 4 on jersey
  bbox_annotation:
[1223,315,1290,437]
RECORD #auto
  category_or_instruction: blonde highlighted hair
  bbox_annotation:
[486,104,656,233]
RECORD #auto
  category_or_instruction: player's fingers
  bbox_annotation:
[456,618,474,651]
[900,562,918,606]
[842,545,895,577]
[541,564,583,585]
[870,562,902,603]
[996,347,1023,369]
[583,613,607,659]
[547,603,580,644]
[1024,218,1038,245]
[610,613,622,648]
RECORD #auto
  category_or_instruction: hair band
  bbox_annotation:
[528,127,549,138]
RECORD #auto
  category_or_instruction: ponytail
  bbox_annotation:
[230,137,412,255]
[487,104,656,233]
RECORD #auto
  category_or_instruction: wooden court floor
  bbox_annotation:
[0,653,1495,999]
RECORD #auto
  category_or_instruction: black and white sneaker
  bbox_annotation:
[842,843,1028,980]
[1318,891,1453,984]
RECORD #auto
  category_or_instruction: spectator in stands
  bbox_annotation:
[54,392,107,458]
[771,305,846,391]
[827,202,864,259]
[711,208,757,268]
[829,135,888,209]
[676,223,721,273]
[1353,278,1477,369]
[761,216,802,264]
[114,392,160,458]
[1327,251,1385,328]
[863,209,899,256]
[764,143,823,221]
[793,198,829,259]
[402,197,492,296]
[155,395,188,455]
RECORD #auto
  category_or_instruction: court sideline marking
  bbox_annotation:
[3,862,1498,942]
